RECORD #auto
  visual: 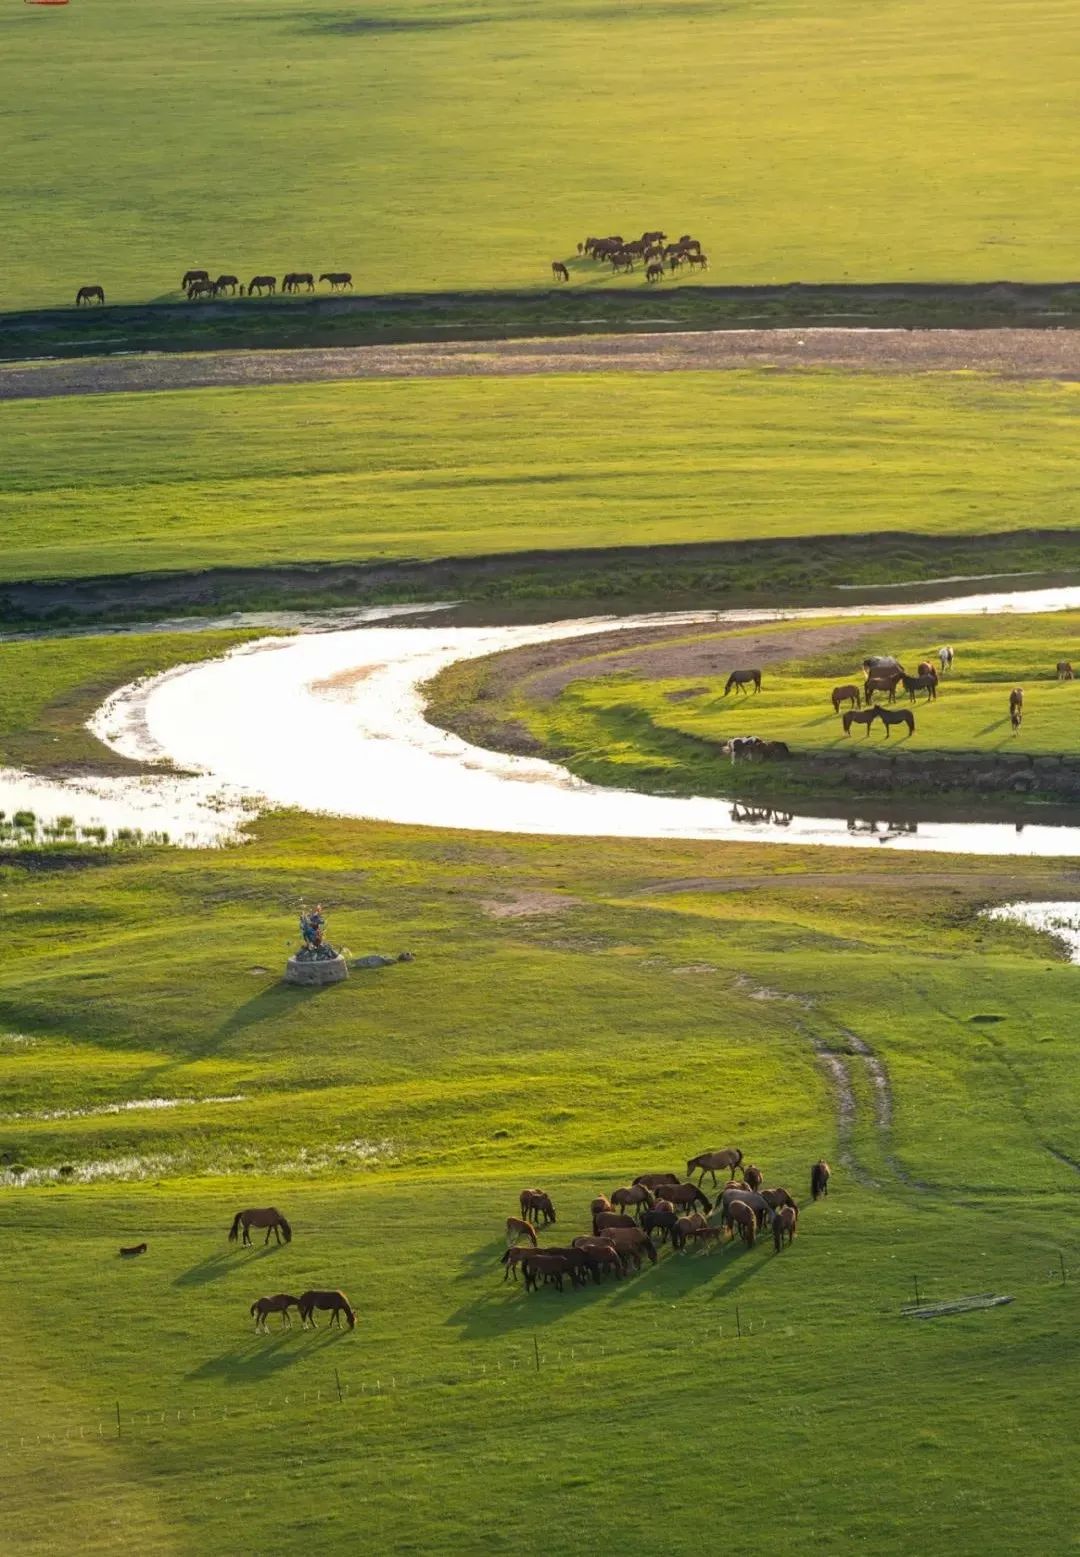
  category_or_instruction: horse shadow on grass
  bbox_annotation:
[173,1243,283,1288]
[187,1327,345,1384]
[454,1237,510,1281]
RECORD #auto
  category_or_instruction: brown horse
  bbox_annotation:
[772,1206,798,1251]
[689,1224,726,1254]
[76,285,104,305]
[1057,661,1074,681]
[228,1208,292,1246]
[661,1183,713,1214]
[760,1187,798,1214]
[298,1289,355,1329]
[569,1237,624,1280]
[320,272,353,290]
[721,1188,770,1230]
[1010,687,1023,734]
[672,1212,708,1251]
[119,1242,147,1257]
[181,269,210,291]
[593,1211,638,1235]
[633,1172,680,1191]
[811,1160,831,1200]
[641,1205,679,1242]
[283,271,315,293]
[917,661,936,678]
[687,1149,742,1186]
[214,274,239,294]
[741,1164,763,1192]
[901,673,937,703]
[522,1252,576,1292]
[551,261,570,282]
[501,1245,535,1281]
[687,252,709,270]
[864,673,902,704]
[723,669,761,696]
[875,706,915,739]
[519,1189,555,1225]
[597,1227,657,1268]
[590,1195,613,1218]
[505,1216,538,1247]
[248,274,276,295]
[187,279,217,300]
[646,263,665,283]
[611,1184,653,1217]
[831,684,861,713]
[251,1294,300,1333]
[723,1199,757,1246]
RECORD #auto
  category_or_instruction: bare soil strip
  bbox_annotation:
[4,326,1080,401]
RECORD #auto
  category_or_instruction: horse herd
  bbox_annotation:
[222,1207,355,1333]
[74,270,354,305]
[501,1153,832,1294]
[551,230,709,285]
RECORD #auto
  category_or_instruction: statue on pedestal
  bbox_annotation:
[284,902,349,986]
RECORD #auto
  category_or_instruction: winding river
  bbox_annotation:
[4,585,1080,855]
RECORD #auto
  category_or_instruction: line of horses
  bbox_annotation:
[551,229,709,284]
[503,1155,832,1292]
[182,269,353,300]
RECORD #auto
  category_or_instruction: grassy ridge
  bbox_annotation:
[2,815,1080,1552]
[4,0,1080,308]
[3,370,1080,582]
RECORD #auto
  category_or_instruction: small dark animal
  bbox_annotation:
[119,1242,147,1258]
[1009,687,1023,734]
[811,1160,831,1201]
[1057,661,1074,681]
[76,285,104,306]
[551,261,570,282]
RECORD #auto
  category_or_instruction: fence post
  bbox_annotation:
[735,1306,742,1338]
[1060,1253,1068,1285]
[335,1369,344,1404]
[115,1401,122,1440]
[913,1275,921,1306]
[533,1336,540,1373]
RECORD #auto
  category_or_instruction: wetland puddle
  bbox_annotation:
[5,586,1080,855]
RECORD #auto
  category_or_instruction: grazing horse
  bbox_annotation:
[772,1205,798,1251]
[590,1195,613,1218]
[611,1184,653,1218]
[723,1199,757,1246]
[723,669,761,696]
[633,1172,680,1191]
[843,707,880,738]
[282,272,315,293]
[248,275,276,295]
[570,1237,624,1280]
[741,1164,763,1192]
[641,1206,678,1243]
[501,1245,535,1281]
[76,285,104,306]
[876,706,915,739]
[551,261,570,282]
[593,1210,638,1235]
[119,1242,147,1257]
[505,1216,538,1247]
[186,279,217,300]
[1057,661,1074,681]
[938,646,954,674]
[645,263,665,283]
[228,1208,292,1246]
[610,251,634,273]
[181,269,210,291]
[864,673,902,704]
[320,272,353,290]
[917,661,935,679]
[660,1183,713,1214]
[687,1149,742,1186]
[599,1227,658,1268]
[522,1252,575,1292]
[760,1187,798,1215]
[214,274,239,295]
[1010,687,1023,734]
[811,1160,831,1200]
[687,252,709,270]
[721,1188,771,1230]
[298,1290,355,1329]
[831,684,861,713]
[902,673,937,703]
[519,1189,555,1225]
[672,1212,708,1251]
[251,1294,299,1333]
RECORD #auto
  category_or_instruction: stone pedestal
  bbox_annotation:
[284,953,349,987]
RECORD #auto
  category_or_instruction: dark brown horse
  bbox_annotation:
[298,1289,355,1329]
[901,673,937,703]
[597,1226,657,1268]
[590,1195,613,1218]
[723,669,761,696]
[519,1189,556,1225]
[741,1164,763,1192]
[687,252,709,269]
[228,1208,292,1246]
[610,1184,653,1217]
[772,1206,797,1251]
[633,1172,680,1191]
[864,673,902,704]
[640,1205,678,1242]
[320,272,353,290]
[119,1242,147,1257]
[181,269,210,291]
[570,1237,624,1279]
[1010,687,1023,734]
[248,274,276,295]
[811,1160,831,1200]
[251,1293,300,1332]
[875,706,915,738]
[723,1199,757,1246]
[844,707,880,739]
[522,1252,576,1292]
[214,274,239,294]
[593,1210,638,1235]
[687,1149,742,1186]
[1057,661,1074,681]
[760,1187,798,1214]
[501,1245,535,1281]
[551,261,570,282]
[282,271,315,293]
[187,279,216,300]
[76,285,104,305]
[671,1212,708,1251]
[832,684,861,713]
[646,263,665,283]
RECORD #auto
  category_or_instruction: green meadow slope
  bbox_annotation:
[3,370,1079,582]
[4,0,1079,309]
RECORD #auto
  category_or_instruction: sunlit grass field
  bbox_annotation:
[4,0,1079,309]
[3,369,1080,582]
[2,809,1080,1554]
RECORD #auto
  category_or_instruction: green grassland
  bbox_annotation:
[4,0,1080,310]
[2,808,1080,1554]
[3,370,1080,584]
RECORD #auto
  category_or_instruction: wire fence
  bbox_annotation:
[11,1252,1075,1453]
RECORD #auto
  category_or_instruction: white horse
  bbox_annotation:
[938,645,954,674]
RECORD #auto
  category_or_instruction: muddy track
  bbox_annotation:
[5,325,1080,401]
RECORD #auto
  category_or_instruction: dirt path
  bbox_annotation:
[4,327,1080,401]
